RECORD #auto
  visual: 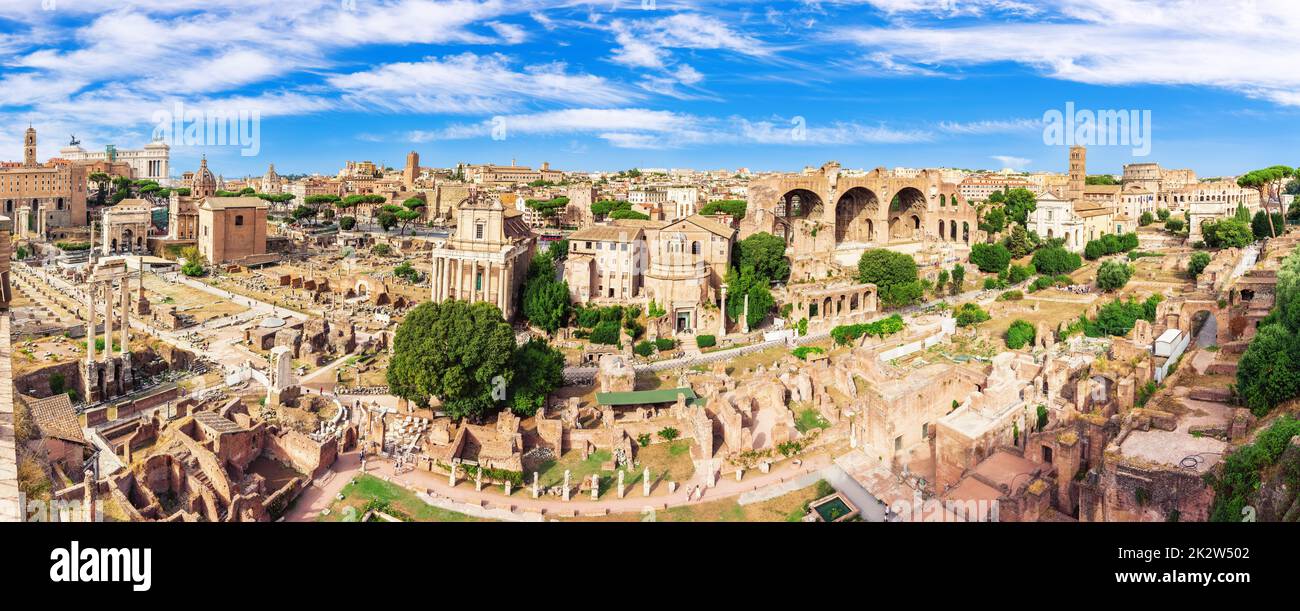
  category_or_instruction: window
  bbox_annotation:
[235,215,244,226]
[474,223,484,239]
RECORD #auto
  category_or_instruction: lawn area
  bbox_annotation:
[794,407,830,433]
[534,448,613,491]
[316,474,481,522]
[634,439,696,484]
[532,439,696,495]
[573,479,837,522]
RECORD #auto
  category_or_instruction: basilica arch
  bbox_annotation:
[834,186,879,243]
[740,162,977,250]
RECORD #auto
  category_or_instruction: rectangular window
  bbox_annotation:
[475,224,484,239]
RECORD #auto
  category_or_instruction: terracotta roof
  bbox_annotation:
[665,214,735,237]
[569,225,644,242]
[22,394,86,444]
[199,196,268,211]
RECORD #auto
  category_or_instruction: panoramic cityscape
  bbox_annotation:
[0,0,1297,549]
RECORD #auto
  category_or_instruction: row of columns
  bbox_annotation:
[84,275,133,364]
[430,255,514,318]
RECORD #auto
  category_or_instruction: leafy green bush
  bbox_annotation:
[998,290,1024,301]
[589,320,621,345]
[1031,246,1082,275]
[633,341,654,357]
[830,315,905,345]
[792,346,825,360]
[1208,416,1300,521]
[1164,218,1185,232]
[657,427,680,441]
[654,338,675,352]
[857,249,922,308]
[1096,261,1134,291]
[696,334,716,349]
[954,303,991,327]
[1006,319,1036,349]
[1187,251,1211,279]
[1007,264,1032,284]
[969,243,1011,274]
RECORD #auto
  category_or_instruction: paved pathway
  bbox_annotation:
[288,451,835,521]
[282,451,361,522]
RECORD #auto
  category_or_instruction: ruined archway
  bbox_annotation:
[835,186,879,243]
[776,188,823,243]
[888,187,926,241]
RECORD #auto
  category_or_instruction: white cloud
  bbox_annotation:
[327,53,631,114]
[839,0,1300,106]
[938,118,1041,134]
[401,108,931,149]
[991,155,1032,170]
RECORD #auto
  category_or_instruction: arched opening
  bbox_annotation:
[962,221,970,244]
[887,187,926,241]
[1191,310,1217,347]
[834,186,878,243]
[937,219,946,241]
[776,188,823,243]
[691,241,701,255]
[949,220,957,241]
[121,229,134,253]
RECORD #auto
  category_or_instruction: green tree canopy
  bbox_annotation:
[509,338,565,417]
[387,301,517,421]
[737,232,789,283]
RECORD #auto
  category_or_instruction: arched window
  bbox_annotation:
[691,241,701,255]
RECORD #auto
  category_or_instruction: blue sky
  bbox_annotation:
[0,0,1296,178]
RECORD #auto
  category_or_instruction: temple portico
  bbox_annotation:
[82,259,136,404]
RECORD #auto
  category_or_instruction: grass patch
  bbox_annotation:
[316,474,480,522]
[795,408,830,433]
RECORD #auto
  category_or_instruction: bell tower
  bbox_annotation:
[23,126,37,167]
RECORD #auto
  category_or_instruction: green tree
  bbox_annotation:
[1203,218,1253,248]
[989,188,1037,226]
[1006,320,1036,349]
[508,338,564,417]
[978,206,1006,234]
[737,232,789,283]
[726,266,775,329]
[179,246,206,277]
[387,301,517,421]
[521,253,571,333]
[950,264,966,295]
[1031,246,1082,275]
[1096,261,1134,291]
[1252,210,1286,240]
[1001,225,1036,258]
[857,249,922,307]
[1188,251,1211,280]
[954,303,990,327]
[969,243,1011,274]
[1235,324,1300,416]
[699,199,747,219]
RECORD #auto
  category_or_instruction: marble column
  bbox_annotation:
[119,277,130,355]
[718,285,728,336]
[103,283,113,356]
[85,281,96,363]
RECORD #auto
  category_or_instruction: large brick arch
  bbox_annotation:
[743,163,976,249]
[1172,299,1230,346]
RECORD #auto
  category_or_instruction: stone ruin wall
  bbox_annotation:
[264,427,338,479]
